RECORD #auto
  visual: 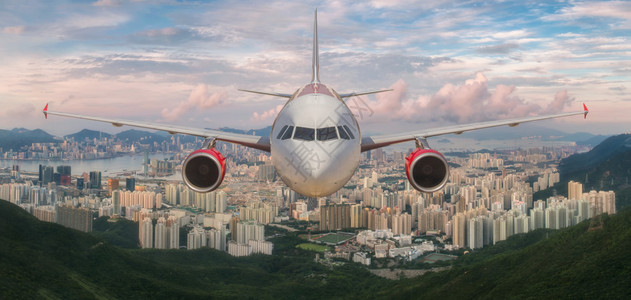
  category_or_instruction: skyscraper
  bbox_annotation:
[76,178,84,190]
[89,171,102,189]
[568,181,583,201]
[140,217,153,249]
[40,165,54,185]
[56,165,71,176]
[167,216,180,249]
[154,217,167,249]
[112,190,121,215]
[56,205,93,233]
[452,213,466,248]
[108,178,119,193]
[126,177,136,192]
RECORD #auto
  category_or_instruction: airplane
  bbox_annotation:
[43,10,589,198]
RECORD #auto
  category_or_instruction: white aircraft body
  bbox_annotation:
[43,10,588,198]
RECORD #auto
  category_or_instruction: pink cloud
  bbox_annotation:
[161,84,226,121]
[356,73,575,124]
[542,90,574,114]
[251,105,283,122]
[0,103,37,119]
[93,0,121,7]
[3,26,25,35]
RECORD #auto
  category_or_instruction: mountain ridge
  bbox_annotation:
[534,134,631,209]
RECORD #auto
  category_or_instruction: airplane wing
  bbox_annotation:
[360,104,589,152]
[42,104,270,152]
[338,89,393,99]
[238,89,293,99]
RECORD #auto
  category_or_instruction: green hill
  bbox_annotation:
[65,129,113,141]
[383,209,631,299]
[0,128,57,151]
[0,200,389,299]
[2,199,630,299]
[535,134,631,209]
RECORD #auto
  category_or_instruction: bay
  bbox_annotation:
[0,153,180,179]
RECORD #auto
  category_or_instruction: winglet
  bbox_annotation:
[43,103,48,119]
[311,8,320,84]
[583,103,589,119]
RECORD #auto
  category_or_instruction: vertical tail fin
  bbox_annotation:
[311,9,320,84]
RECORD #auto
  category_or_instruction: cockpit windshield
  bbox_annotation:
[275,124,355,141]
[317,127,338,141]
[294,126,315,141]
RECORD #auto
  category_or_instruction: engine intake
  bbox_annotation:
[182,148,226,193]
[405,148,449,193]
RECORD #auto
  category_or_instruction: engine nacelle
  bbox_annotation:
[405,148,449,193]
[182,148,226,193]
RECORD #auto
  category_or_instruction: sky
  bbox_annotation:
[1,0,630,137]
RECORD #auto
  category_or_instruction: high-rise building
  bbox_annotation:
[154,217,167,249]
[239,202,278,225]
[529,207,545,230]
[514,215,529,234]
[207,227,228,252]
[108,178,119,193]
[257,164,276,181]
[350,204,364,228]
[39,165,54,185]
[228,241,252,257]
[216,191,226,213]
[56,205,93,233]
[235,221,265,244]
[140,217,153,249]
[452,213,466,248]
[167,216,180,249]
[56,165,71,176]
[320,204,351,231]
[89,171,102,189]
[468,217,484,249]
[248,239,273,255]
[111,190,121,215]
[76,178,84,190]
[392,212,412,235]
[187,225,207,250]
[568,181,583,201]
[126,177,136,192]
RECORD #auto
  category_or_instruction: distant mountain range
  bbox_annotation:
[0,125,612,152]
[213,126,273,137]
[65,129,172,144]
[461,124,610,145]
[0,128,57,151]
[535,134,631,209]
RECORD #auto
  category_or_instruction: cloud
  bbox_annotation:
[476,43,519,54]
[161,84,226,121]
[0,103,36,119]
[542,90,574,114]
[2,26,25,35]
[609,86,626,92]
[555,1,631,21]
[357,73,575,124]
[491,30,529,40]
[93,0,121,7]
[544,1,631,28]
[251,105,283,122]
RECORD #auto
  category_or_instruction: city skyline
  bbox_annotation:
[3,145,618,256]
[1,1,630,136]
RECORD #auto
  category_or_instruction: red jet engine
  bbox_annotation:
[405,148,449,193]
[182,148,226,193]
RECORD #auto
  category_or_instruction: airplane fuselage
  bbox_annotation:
[271,83,361,197]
